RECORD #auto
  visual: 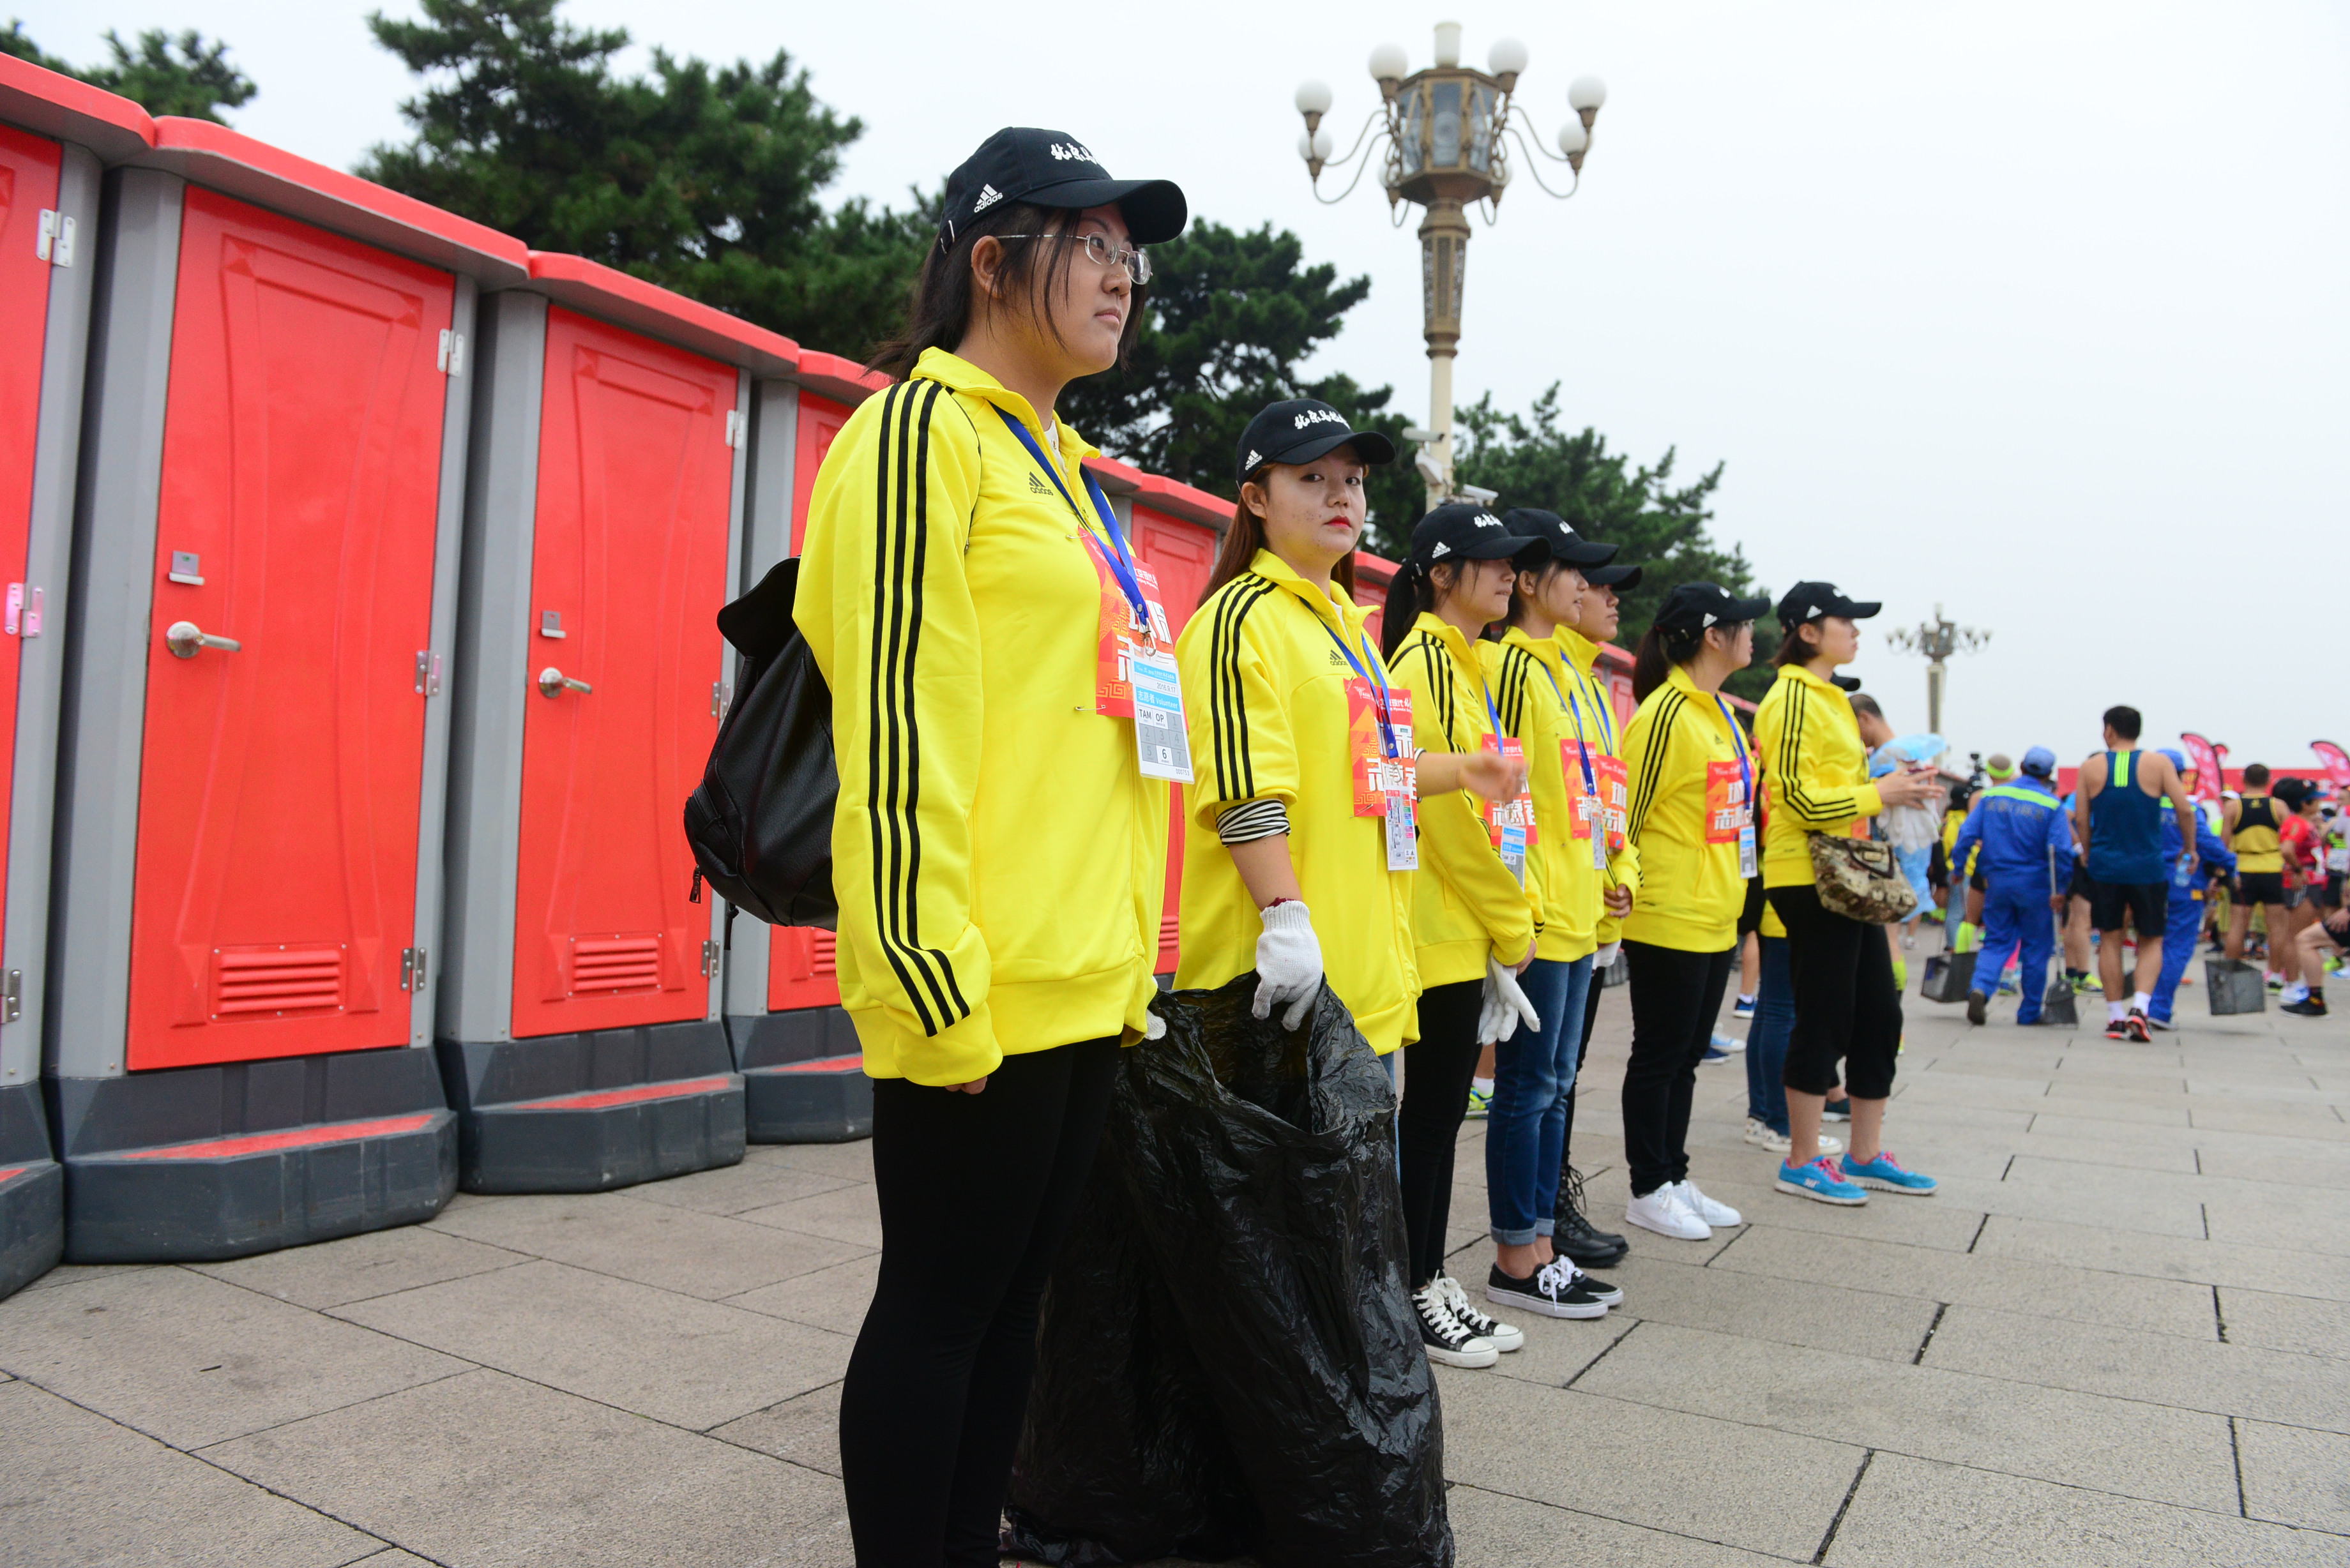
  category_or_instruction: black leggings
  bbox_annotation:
[839,1036,1119,1567]
[1397,979,1482,1289]
[1619,941,1735,1198]
[1770,884,1902,1100]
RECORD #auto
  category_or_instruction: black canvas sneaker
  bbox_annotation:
[1485,1258,1610,1320]
[1413,1283,1499,1368]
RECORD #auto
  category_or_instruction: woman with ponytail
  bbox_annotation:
[1615,582,1771,1243]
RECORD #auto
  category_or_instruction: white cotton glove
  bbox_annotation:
[1593,940,1622,970]
[1477,957,1542,1045]
[1252,901,1323,1031]
[1145,1011,1167,1041]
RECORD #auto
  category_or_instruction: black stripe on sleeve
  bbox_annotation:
[1208,575,1277,804]
[1626,690,1686,841]
[866,380,967,1034]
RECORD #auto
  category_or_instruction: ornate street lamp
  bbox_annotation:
[1293,21,1607,508]
[1884,605,1991,736]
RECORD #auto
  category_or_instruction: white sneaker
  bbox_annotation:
[1413,1283,1499,1368]
[1434,1273,1524,1352]
[1626,1187,1711,1240]
[1742,1119,1844,1156]
[1672,1179,1743,1228]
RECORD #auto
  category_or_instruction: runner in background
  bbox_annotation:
[2072,706,2199,1041]
[2225,765,2292,990]
[2146,748,2236,1030]
[2277,780,2324,1004]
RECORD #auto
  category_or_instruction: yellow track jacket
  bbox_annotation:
[1175,551,1420,1053]
[1621,661,1754,953]
[794,348,1169,1084]
[1387,613,1540,988]
[1487,628,1595,961]
[1755,663,1884,889]
[1558,627,1642,948]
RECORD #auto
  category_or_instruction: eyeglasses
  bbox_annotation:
[994,232,1152,285]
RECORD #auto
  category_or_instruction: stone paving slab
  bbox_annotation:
[3,956,2346,1566]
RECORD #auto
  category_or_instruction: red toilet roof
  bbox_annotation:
[0,55,156,162]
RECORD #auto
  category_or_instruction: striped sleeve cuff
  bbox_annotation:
[1217,799,1291,845]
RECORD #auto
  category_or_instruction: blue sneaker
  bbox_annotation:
[1839,1150,1937,1195]
[1710,1030,1745,1054]
[1775,1156,1867,1206]
[1700,1044,1730,1064]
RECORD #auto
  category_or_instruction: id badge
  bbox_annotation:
[1384,757,1419,872]
[1596,754,1630,850]
[1562,741,1599,841]
[1349,680,1413,817]
[1737,823,1759,878]
[1482,735,1536,848]
[1128,645,1193,782]
[1498,821,1528,880]
[1091,554,1169,719]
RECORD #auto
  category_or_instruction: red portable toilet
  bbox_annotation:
[437,254,789,1190]
[0,61,155,1293]
[48,114,530,1261]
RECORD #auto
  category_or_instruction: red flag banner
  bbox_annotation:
[2310,740,2350,792]
[2179,732,2225,801]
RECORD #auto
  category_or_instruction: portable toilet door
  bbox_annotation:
[437,254,793,1191]
[47,117,529,1262]
[0,62,155,1294]
[716,352,883,1143]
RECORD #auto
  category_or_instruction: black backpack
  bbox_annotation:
[684,557,837,928]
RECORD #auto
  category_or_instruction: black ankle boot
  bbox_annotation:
[1552,1165,1628,1266]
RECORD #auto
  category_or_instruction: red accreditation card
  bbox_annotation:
[1704,758,1751,845]
[1595,753,1629,850]
[1348,680,1413,817]
[1482,734,1536,848]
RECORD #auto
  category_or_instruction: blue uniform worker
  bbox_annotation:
[2149,748,2236,1027]
[1949,746,2075,1024]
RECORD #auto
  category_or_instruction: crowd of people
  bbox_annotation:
[788,126,2337,1567]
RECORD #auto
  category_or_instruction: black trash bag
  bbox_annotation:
[1008,975,1452,1568]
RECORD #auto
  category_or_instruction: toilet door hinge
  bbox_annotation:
[2,970,20,1024]
[36,210,74,266]
[701,940,720,977]
[724,409,743,448]
[400,947,427,992]
[437,329,466,375]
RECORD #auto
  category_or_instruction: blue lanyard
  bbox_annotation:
[1715,695,1753,805]
[995,408,1150,633]
[1316,617,1402,760]
[1532,652,1601,797]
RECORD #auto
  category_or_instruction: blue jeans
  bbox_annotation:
[1745,935,1793,1135]
[1980,880,2056,1024]
[1485,955,1592,1244]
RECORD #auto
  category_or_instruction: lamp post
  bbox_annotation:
[1884,605,1990,736]
[1293,22,1606,510]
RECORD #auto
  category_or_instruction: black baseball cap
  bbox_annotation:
[1235,399,1397,488]
[1586,561,1644,590]
[939,128,1187,248]
[1654,581,1772,634]
[1776,581,1883,624]
[1497,509,1618,570]
[1406,502,1550,573]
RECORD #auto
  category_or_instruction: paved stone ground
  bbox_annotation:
[6,955,2350,1566]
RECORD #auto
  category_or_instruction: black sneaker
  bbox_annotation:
[2283,996,2329,1018]
[1485,1259,1610,1319]
[1413,1284,1498,1368]
[1965,990,1988,1027]
[1823,1099,1851,1123]
[2123,1009,2152,1043]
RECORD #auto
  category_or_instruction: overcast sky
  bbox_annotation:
[23,0,2348,768]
